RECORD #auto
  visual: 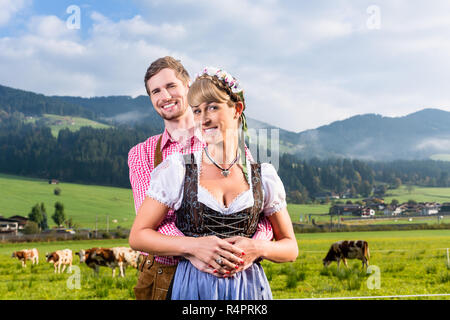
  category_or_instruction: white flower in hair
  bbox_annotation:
[196,66,243,93]
[205,66,217,77]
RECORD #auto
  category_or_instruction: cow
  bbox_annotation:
[92,247,139,277]
[323,240,370,270]
[46,249,73,273]
[11,248,39,267]
[76,247,139,277]
[75,248,106,275]
[112,247,140,271]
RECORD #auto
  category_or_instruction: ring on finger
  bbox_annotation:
[215,257,223,265]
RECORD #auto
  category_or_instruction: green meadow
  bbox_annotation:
[0,173,135,230]
[1,173,450,230]
[25,114,111,137]
[0,230,449,299]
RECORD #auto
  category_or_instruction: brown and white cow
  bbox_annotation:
[76,248,106,275]
[11,248,39,267]
[92,247,139,277]
[76,247,139,277]
[46,249,73,273]
[323,240,370,270]
[112,247,140,272]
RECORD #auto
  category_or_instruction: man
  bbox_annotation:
[128,56,273,300]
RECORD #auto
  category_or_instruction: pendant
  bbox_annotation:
[222,170,230,177]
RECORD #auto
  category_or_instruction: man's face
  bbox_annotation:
[147,68,189,121]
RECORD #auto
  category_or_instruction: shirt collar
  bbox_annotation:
[160,128,173,151]
[160,127,206,152]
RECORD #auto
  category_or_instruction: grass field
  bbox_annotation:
[2,173,450,230]
[25,114,111,137]
[0,173,135,230]
[0,229,449,300]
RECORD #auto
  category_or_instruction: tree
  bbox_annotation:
[23,221,40,234]
[391,199,399,207]
[393,178,402,189]
[39,202,49,231]
[28,203,44,231]
[360,181,372,197]
[52,202,66,227]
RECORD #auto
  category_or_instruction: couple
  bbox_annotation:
[128,57,298,300]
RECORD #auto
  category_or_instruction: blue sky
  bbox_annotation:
[1,0,450,132]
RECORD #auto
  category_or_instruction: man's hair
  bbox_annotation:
[144,56,190,96]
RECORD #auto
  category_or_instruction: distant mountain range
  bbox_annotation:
[1,84,449,161]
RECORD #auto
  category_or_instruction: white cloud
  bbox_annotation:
[1,1,450,132]
[0,0,30,26]
[415,138,450,152]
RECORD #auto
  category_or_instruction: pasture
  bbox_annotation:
[25,114,112,138]
[1,173,450,230]
[1,230,449,300]
[0,173,135,230]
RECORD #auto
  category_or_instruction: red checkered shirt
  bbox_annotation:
[128,128,273,265]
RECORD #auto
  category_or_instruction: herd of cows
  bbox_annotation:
[9,240,371,279]
[11,247,141,277]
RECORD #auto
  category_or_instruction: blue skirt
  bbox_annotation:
[170,260,273,300]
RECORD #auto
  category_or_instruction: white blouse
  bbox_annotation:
[146,151,287,217]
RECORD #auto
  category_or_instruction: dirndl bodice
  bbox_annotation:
[175,154,264,239]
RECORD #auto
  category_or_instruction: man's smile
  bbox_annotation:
[162,101,177,110]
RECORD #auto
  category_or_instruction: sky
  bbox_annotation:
[1,0,449,133]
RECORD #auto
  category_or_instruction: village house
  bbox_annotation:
[8,215,29,230]
[418,202,440,215]
[0,216,19,234]
[330,204,362,216]
[361,207,376,217]
[439,203,450,214]
[314,192,340,201]
[383,205,404,216]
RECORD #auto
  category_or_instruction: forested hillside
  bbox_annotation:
[1,111,449,204]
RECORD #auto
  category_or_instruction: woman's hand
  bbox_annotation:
[184,235,245,276]
[223,236,264,275]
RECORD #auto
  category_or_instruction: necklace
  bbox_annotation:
[204,147,240,177]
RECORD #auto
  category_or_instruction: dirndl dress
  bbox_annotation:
[146,151,287,300]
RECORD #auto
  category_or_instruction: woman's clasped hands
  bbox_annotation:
[183,235,262,278]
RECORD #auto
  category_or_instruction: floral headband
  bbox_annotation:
[194,66,243,94]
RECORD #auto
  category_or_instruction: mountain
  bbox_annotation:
[1,84,449,161]
[0,85,96,120]
[294,109,450,161]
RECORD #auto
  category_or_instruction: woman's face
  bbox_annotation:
[192,101,241,145]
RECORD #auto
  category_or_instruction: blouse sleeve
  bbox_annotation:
[261,163,287,217]
[146,153,185,210]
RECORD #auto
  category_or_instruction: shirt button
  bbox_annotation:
[158,268,163,274]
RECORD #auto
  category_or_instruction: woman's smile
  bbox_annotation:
[203,126,219,134]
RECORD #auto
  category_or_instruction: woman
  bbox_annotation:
[129,66,298,299]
